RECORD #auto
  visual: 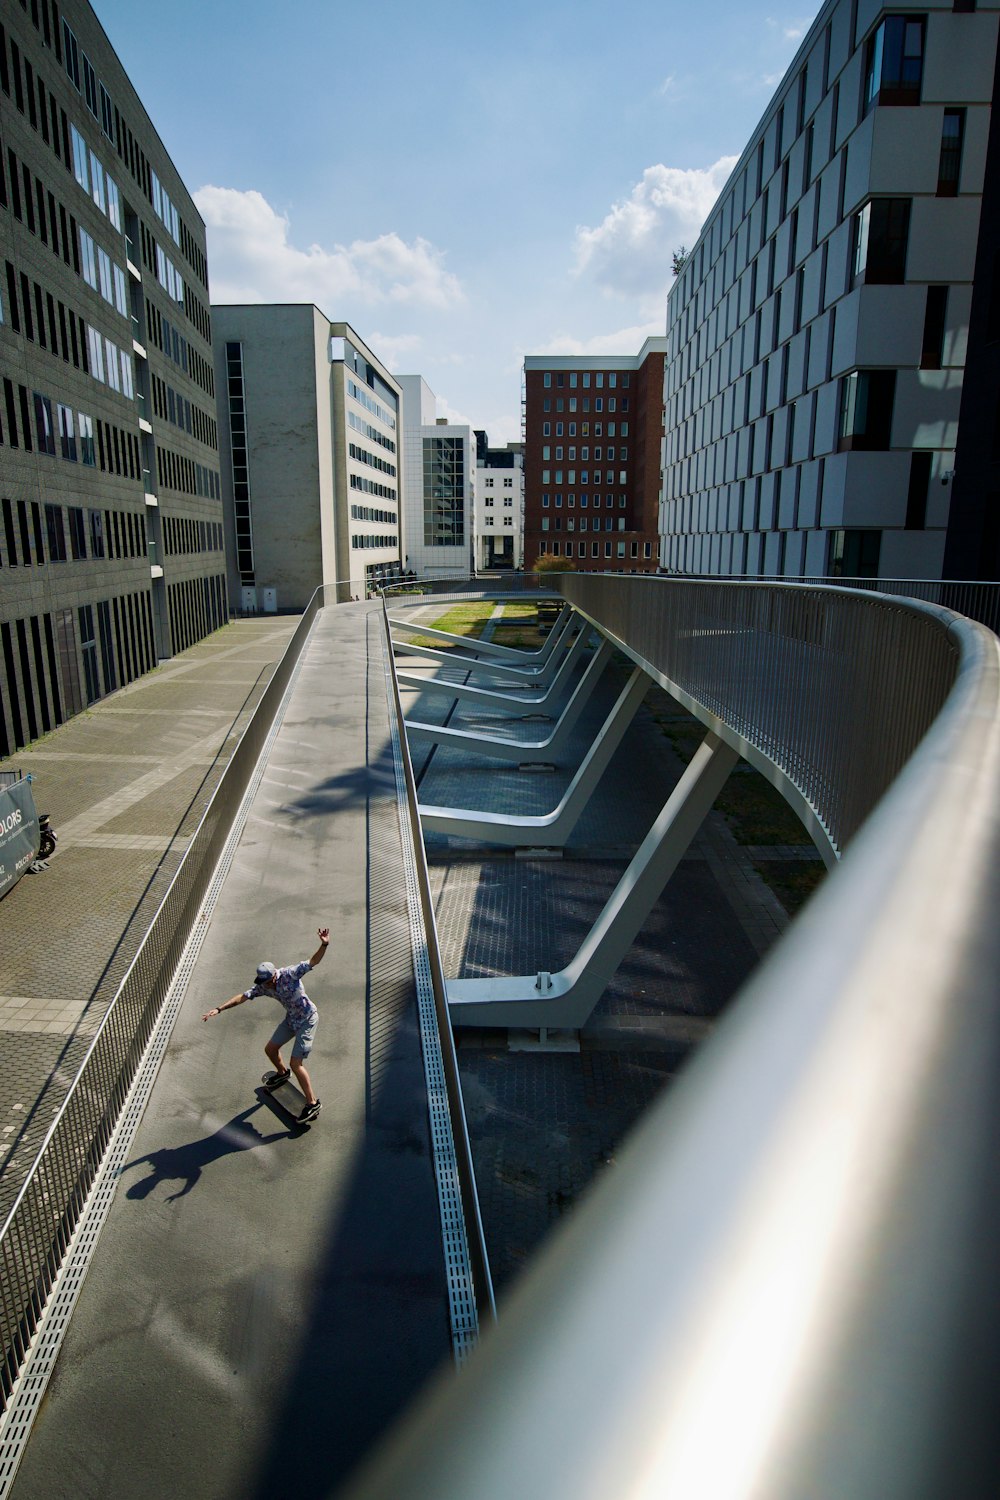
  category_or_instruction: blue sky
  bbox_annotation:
[93,0,818,443]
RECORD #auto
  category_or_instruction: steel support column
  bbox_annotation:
[396,624,591,708]
[446,732,740,1029]
[404,641,612,763]
[420,667,648,846]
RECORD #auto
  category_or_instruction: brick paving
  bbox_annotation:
[0,616,296,1217]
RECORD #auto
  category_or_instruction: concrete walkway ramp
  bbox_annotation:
[10,604,452,1500]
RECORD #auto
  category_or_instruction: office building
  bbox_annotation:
[522,340,666,573]
[474,430,523,571]
[0,0,225,757]
[398,376,475,580]
[661,1,1000,580]
[212,308,402,607]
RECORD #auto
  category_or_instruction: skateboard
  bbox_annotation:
[259,1071,321,1124]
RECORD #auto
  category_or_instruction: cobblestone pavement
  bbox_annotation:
[400,619,819,1300]
[0,616,296,1218]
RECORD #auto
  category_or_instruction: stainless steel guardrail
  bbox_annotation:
[0,586,328,1409]
[379,602,495,1328]
[347,575,1000,1500]
[559,575,966,858]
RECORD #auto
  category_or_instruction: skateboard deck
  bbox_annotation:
[258,1071,316,1124]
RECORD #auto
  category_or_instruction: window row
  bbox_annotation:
[541,470,629,486]
[151,373,217,449]
[79,224,128,315]
[542,371,631,389]
[1,374,141,481]
[70,123,122,229]
[538,540,652,560]
[86,323,134,398]
[539,415,629,437]
[2,134,87,277]
[147,302,214,399]
[348,441,396,478]
[162,515,223,557]
[4,258,90,373]
[539,396,628,414]
[1,494,146,569]
[541,493,628,509]
[350,533,397,550]
[0,589,157,757]
[156,443,220,500]
[349,473,396,501]
[347,377,396,432]
[347,409,396,455]
[167,573,228,656]
[350,504,397,525]
[542,444,629,462]
[540,516,629,533]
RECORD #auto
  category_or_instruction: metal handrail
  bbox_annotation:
[379,601,495,1327]
[0,586,329,1408]
[347,575,1000,1500]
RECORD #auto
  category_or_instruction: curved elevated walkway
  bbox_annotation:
[8,603,453,1500]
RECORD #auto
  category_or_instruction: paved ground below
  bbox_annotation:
[0,617,297,1221]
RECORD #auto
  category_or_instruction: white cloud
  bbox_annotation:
[195,186,465,311]
[766,14,813,40]
[573,157,739,302]
[537,319,665,357]
[369,331,422,369]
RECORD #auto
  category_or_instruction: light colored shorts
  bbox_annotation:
[270,1014,316,1060]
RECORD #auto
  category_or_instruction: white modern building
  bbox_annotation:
[398,376,475,579]
[662,1,999,580]
[474,431,523,571]
[212,308,402,607]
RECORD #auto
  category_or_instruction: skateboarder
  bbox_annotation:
[203,927,330,1123]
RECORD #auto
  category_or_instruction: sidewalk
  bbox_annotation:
[0,616,297,1220]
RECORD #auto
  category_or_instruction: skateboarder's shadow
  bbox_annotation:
[119,1104,288,1202]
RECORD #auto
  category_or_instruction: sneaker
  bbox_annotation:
[298,1099,322,1124]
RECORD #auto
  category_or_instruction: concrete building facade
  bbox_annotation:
[474,430,523,571]
[661,0,1000,580]
[0,0,225,756]
[522,340,666,574]
[398,376,476,580]
[212,308,402,607]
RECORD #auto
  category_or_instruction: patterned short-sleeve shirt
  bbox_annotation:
[243,960,317,1031]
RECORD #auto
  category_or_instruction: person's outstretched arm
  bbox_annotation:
[310,927,331,966]
[202,992,247,1021]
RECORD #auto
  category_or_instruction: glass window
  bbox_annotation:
[79,227,97,289]
[90,151,105,213]
[107,176,122,231]
[865,16,924,109]
[937,110,965,196]
[71,126,90,192]
[839,369,897,450]
[98,247,113,304]
[34,394,56,455]
[854,199,910,283]
[79,414,96,466]
[45,503,66,560]
[543,372,552,387]
[58,404,76,460]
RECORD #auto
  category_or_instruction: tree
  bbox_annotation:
[533,554,574,573]
[671,246,689,276]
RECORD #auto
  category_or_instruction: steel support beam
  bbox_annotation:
[397,623,591,708]
[389,605,571,666]
[420,667,648,845]
[392,615,577,685]
[404,640,613,763]
[446,731,740,1029]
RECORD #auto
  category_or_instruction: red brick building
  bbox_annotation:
[522,339,667,573]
